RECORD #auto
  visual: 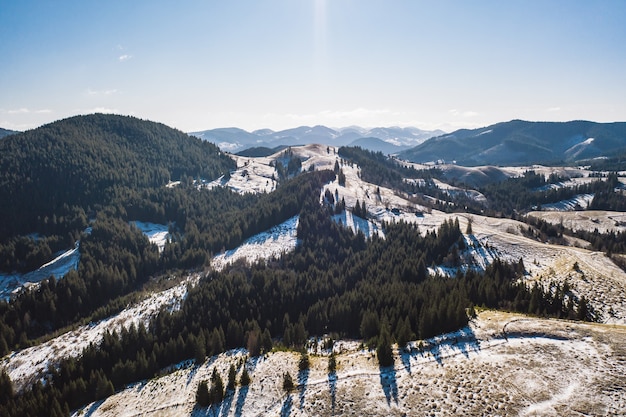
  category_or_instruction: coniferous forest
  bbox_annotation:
[0,115,604,416]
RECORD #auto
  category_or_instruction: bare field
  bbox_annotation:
[528,210,626,234]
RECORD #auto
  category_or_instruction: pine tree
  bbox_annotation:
[227,364,236,391]
[577,296,589,321]
[240,367,251,386]
[209,368,224,404]
[338,169,346,186]
[193,335,206,364]
[328,353,337,373]
[261,328,273,353]
[0,370,13,401]
[299,351,310,371]
[376,323,394,367]
[196,380,210,407]
[395,316,413,348]
[282,372,295,392]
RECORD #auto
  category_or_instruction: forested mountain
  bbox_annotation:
[0,128,17,139]
[399,120,626,165]
[0,114,235,240]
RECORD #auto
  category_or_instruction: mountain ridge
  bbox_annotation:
[399,119,626,166]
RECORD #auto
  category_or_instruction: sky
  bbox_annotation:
[1,0,625,133]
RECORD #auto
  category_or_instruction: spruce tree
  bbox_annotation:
[227,364,237,391]
[328,353,337,373]
[196,380,210,407]
[299,351,310,371]
[240,367,251,386]
[283,372,295,391]
[376,323,394,367]
[209,368,224,404]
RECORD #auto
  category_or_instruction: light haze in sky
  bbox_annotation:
[1,0,625,132]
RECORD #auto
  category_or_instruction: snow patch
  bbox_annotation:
[0,242,80,300]
[332,210,384,239]
[539,194,594,211]
[1,275,197,392]
[212,216,300,271]
[131,221,170,252]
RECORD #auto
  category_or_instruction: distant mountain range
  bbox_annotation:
[0,127,18,139]
[399,120,626,166]
[189,125,445,154]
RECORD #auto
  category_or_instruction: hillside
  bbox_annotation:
[399,120,626,166]
[73,310,626,416]
[2,137,626,416]
[0,114,235,240]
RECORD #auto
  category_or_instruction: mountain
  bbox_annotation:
[347,137,410,154]
[0,128,18,139]
[364,126,446,147]
[0,113,235,239]
[236,145,288,157]
[399,120,626,166]
[190,127,261,151]
[190,125,443,153]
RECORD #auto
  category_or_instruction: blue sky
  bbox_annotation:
[1,0,625,132]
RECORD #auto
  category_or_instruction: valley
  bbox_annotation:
[1,115,626,416]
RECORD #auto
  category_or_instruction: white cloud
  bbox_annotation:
[547,106,561,112]
[118,54,132,61]
[73,107,119,115]
[261,108,407,128]
[87,88,118,96]
[8,108,30,114]
[449,109,479,117]
[90,107,118,114]
[35,109,52,114]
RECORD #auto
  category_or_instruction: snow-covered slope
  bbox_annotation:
[131,221,170,252]
[539,193,594,211]
[1,275,195,392]
[0,242,80,300]
[212,216,300,271]
[72,310,626,416]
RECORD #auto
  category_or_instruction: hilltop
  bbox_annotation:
[0,113,235,240]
